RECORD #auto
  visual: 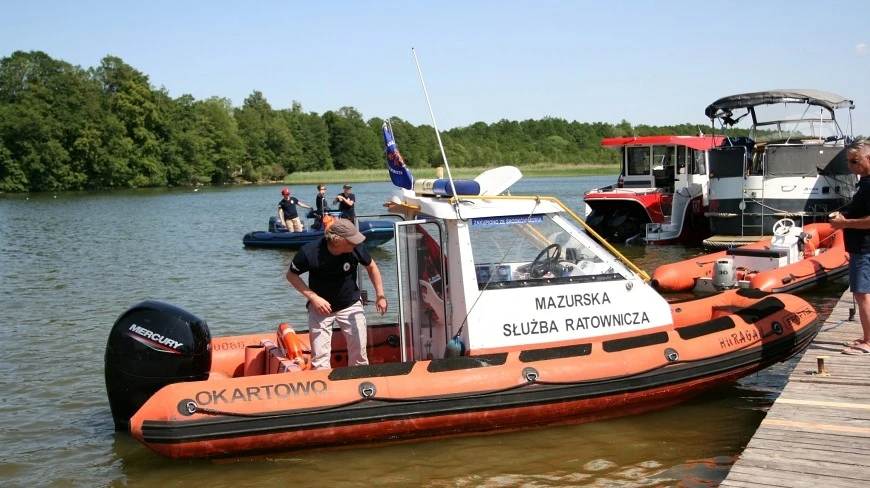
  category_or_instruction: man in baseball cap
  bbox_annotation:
[277,187,311,232]
[286,216,387,370]
[326,219,365,245]
[334,184,356,221]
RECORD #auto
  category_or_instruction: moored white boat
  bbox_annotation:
[702,89,856,248]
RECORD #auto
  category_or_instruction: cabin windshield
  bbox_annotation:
[469,213,627,289]
[738,104,844,144]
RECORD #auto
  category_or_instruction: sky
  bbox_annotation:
[2,0,868,135]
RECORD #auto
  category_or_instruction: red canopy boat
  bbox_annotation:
[584,135,724,245]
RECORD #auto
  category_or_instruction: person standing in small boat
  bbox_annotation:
[312,184,329,230]
[334,184,356,221]
[278,188,312,232]
[286,219,387,369]
[830,140,870,355]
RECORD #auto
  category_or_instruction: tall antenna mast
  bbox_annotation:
[412,47,458,197]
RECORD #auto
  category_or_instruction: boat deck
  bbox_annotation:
[721,289,870,487]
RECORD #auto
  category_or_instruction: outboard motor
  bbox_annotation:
[713,258,737,290]
[268,216,288,233]
[105,301,212,431]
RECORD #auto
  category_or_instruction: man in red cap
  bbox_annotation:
[278,187,312,232]
[287,219,387,369]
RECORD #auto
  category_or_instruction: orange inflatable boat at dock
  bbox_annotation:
[651,220,848,294]
[105,288,819,460]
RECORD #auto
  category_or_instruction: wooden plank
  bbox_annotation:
[725,465,863,488]
[726,465,860,488]
[747,436,870,456]
[741,440,870,465]
[778,382,870,398]
[763,411,870,429]
[749,430,870,452]
[734,453,870,481]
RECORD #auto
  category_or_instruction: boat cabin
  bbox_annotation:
[375,168,673,360]
[604,136,721,194]
[583,136,723,244]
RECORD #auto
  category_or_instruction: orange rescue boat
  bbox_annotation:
[106,289,817,460]
[105,168,821,459]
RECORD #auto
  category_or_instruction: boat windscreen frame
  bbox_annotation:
[392,218,449,362]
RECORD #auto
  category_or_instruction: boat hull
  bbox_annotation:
[124,290,818,459]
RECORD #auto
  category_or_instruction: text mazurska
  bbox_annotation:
[503,312,650,337]
[535,292,610,310]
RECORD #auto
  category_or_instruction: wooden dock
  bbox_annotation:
[720,290,870,487]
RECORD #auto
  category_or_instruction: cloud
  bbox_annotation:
[856,43,868,55]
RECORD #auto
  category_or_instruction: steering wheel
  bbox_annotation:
[529,243,562,279]
[772,218,796,236]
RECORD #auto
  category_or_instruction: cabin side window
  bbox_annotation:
[677,146,687,175]
[690,149,706,175]
[626,147,650,176]
[652,146,676,190]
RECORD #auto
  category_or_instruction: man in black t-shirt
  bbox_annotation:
[312,184,329,230]
[334,184,356,221]
[278,188,311,232]
[831,140,870,354]
[286,219,387,369]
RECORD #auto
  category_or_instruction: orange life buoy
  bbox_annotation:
[277,322,310,370]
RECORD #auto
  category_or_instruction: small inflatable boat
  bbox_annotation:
[651,219,848,293]
[106,167,821,459]
[243,216,395,250]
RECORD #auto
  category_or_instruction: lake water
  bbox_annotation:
[0,176,846,487]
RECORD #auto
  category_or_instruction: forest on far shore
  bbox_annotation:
[1,50,719,193]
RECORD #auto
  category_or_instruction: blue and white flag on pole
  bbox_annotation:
[383,122,414,190]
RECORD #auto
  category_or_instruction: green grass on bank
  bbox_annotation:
[282,164,619,185]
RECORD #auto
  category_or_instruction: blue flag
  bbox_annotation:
[383,123,414,190]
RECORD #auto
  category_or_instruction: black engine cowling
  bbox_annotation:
[104,300,212,431]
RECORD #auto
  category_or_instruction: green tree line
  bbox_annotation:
[0,51,711,193]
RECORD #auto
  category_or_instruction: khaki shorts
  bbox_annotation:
[286,217,304,232]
